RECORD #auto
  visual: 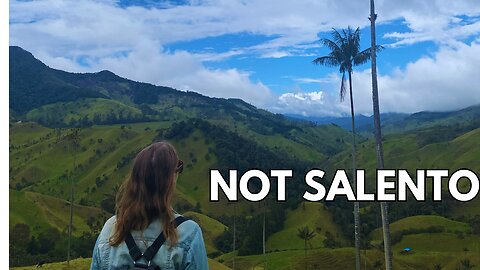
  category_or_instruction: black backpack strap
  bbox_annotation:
[143,216,189,261]
[125,232,143,262]
[125,216,190,263]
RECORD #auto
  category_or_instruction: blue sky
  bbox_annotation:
[9,0,480,117]
[165,22,436,93]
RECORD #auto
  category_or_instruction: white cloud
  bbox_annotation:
[275,90,349,117]
[11,0,480,58]
[384,20,480,47]
[375,40,480,113]
[274,39,480,117]
[293,73,340,84]
[35,40,274,108]
[8,0,480,117]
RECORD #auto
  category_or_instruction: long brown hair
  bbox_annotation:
[109,141,179,246]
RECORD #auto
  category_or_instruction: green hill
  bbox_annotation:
[382,104,480,134]
[10,189,108,236]
[369,215,471,243]
[183,211,228,255]
[9,46,351,163]
[25,98,144,126]
[266,202,346,251]
[331,127,480,186]
[393,232,480,253]
[213,247,480,270]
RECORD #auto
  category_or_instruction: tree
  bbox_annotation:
[456,259,474,270]
[372,260,382,270]
[10,223,32,265]
[313,26,381,270]
[323,231,338,248]
[38,227,61,254]
[262,199,268,270]
[101,183,120,213]
[63,128,80,266]
[369,1,392,269]
[296,226,316,257]
[10,223,31,248]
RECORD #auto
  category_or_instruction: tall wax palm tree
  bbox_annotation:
[232,124,238,270]
[296,226,316,258]
[263,199,267,269]
[296,226,315,270]
[369,1,392,269]
[313,26,382,270]
[458,259,474,270]
[65,128,80,266]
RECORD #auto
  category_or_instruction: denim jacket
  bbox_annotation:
[90,214,209,270]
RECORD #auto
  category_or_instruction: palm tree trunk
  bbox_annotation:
[304,239,307,270]
[233,203,236,270]
[305,239,307,256]
[263,200,267,270]
[369,1,392,269]
[67,152,75,265]
[348,70,361,270]
[67,129,78,266]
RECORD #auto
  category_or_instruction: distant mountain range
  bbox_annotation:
[286,113,405,131]
[10,45,479,136]
[287,104,480,133]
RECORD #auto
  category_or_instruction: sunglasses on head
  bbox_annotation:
[176,159,184,174]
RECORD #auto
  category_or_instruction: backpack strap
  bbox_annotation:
[125,233,143,261]
[143,216,189,261]
[125,216,190,263]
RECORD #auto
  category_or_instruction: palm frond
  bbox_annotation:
[376,44,385,53]
[340,72,347,102]
[353,48,372,66]
[353,45,384,66]
[312,56,339,67]
[351,27,361,55]
[296,226,316,240]
[321,38,342,54]
[314,26,379,101]
[331,28,347,48]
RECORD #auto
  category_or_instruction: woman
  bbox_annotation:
[91,141,209,270]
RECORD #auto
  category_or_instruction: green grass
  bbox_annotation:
[183,211,228,254]
[10,258,231,270]
[9,122,51,146]
[9,121,289,217]
[25,98,143,125]
[332,128,480,181]
[216,249,305,270]
[11,258,92,270]
[393,233,480,253]
[9,120,480,270]
[390,250,480,270]
[11,248,479,270]
[213,247,480,270]
[370,215,471,241]
[266,202,347,251]
[9,189,107,236]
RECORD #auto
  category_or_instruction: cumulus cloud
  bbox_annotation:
[11,0,480,57]
[373,40,480,113]
[281,40,480,117]
[292,73,340,84]
[379,0,480,47]
[8,0,480,117]
[34,40,274,108]
[276,90,349,117]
